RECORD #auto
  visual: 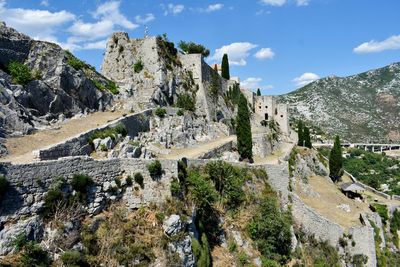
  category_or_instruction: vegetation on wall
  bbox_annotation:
[134,60,144,73]
[178,41,210,57]
[65,50,93,71]
[92,79,119,94]
[176,93,196,111]
[156,34,181,70]
[88,124,128,146]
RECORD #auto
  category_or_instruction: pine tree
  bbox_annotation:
[256,88,261,96]
[297,120,304,146]
[329,135,343,182]
[221,54,230,80]
[214,64,218,72]
[236,93,253,162]
[304,126,312,148]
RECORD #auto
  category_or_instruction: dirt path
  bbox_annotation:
[158,135,236,160]
[1,110,126,163]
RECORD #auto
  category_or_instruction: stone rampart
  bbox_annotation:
[35,109,152,161]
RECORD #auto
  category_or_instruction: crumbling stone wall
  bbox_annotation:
[35,109,152,160]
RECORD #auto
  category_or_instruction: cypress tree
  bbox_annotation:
[214,64,218,72]
[256,88,261,96]
[304,126,312,148]
[329,135,343,182]
[236,93,253,162]
[297,120,304,146]
[221,54,230,80]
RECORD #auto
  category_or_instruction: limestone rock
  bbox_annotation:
[163,214,186,236]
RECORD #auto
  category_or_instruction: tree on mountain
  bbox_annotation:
[297,120,304,146]
[236,93,253,162]
[178,41,210,57]
[256,88,261,96]
[221,54,230,80]
[329,135,344,182]
[214,64,218,72]
[303,126,312,148]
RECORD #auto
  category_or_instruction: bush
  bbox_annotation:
[7,61,32,85]
[154,108,167,118]
[176,93,195,111]
[134,60,144,73]
[371,203,389,224]
[134,172,144,188]
[177,109,184,116]
[178,41,210,57]
[92,79,119,95]
[147,161,163,178]
[61,250,88,267]
[0,175,8,198]
[126,176,133,186]
[88,124,127,145]
[71,174,93,194]
[10,233,28,252]
[19,242,51,267]
[170,177,181,197]
[66,51,86,70]
[42,187,64,218]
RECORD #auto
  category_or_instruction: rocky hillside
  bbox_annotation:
[280,63,400,142]
[0,22,115,154]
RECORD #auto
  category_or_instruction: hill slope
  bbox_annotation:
[279,63,400,142]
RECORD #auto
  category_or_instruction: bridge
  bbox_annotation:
[313,143,400,153]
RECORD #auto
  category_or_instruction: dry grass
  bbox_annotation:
[296,175,370,229]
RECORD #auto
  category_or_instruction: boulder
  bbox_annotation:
[163,214,186,236]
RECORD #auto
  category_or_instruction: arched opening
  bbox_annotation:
[275,108,278,115]
[265,113,269,120]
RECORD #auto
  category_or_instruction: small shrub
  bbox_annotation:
[352,240,356,247]
[61,250,88,267]
[7,61,32,85]
[339,237,348,248]
[71,174,93,194]
[10,233,27,252]
[154,108,167,118]
[177,109,184,116]
[237,252,249,266]
[126,176,133,186]
[66,51,86,70]
[155,212,165,223]
[170,177,181,197]
[88,124,127,145]
[42,187,63,218]
[20,242,52,267]
[100,144,107,151]
[114,178,121,188]
[134,60,144,73]
[228,239,237,252]
[147,160,163,178]
[0,175,8,198]
[176,93,195,111]
[134,173,144,188]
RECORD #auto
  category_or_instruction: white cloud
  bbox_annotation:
[296,0,310,6]
[82,39,108,50]
[259,0,286,6]
[211,42,258,66]
[353,35,400,54]
[0,1,75,41]
[40,0,49,7]
[163,3,184,16]
[254,48,275,60]
[135,13,155,24]
[92,1,137,29]
[293,72,320,87]
[206,3,224,12]
[241,77,273,90]
[68,20,114,41]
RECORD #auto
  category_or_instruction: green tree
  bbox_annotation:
[329,135,344,182]
[236,94,253,162]
[297,120,304,146]
[256,88,261,96]
[178,41,210,57]
[221,54,230,80]
[304,126,312,148]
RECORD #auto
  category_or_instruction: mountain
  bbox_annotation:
[279,62,400,143]
[0,22,115,155]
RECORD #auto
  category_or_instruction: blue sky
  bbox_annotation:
[0,0,399,95]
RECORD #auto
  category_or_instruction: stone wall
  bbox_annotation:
[0,157,177,220]
[198,141,234,159]
[35,109,152,160]
[348,225,377,267]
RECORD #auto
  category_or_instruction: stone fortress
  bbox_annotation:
[0,24,385,267]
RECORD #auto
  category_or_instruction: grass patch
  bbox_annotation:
[92,79,119,95]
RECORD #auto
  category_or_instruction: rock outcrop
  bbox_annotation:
[0,22,114,155]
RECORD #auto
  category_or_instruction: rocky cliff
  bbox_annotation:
[279,63,400,142]
[0,22,114,155]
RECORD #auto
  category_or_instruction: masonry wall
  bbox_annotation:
[35,109,152,160]
[0,157,178,220]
